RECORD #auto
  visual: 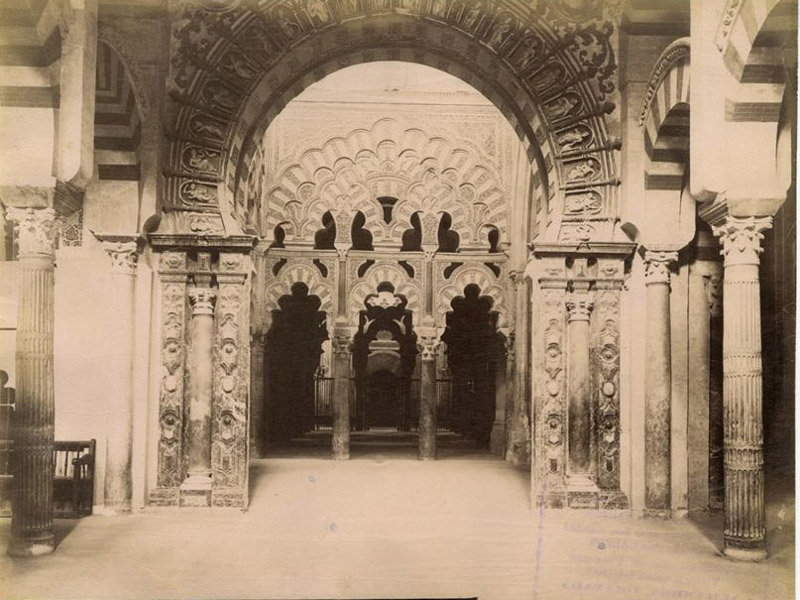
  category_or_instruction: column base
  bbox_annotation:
[567,476,600,509]
[99,501,132,516]
[724,543,767,562]
[489,420,506,456]
[8,534,55,557]
[643,508,672,519]
[180,474,212,507]
[331,451,350,461]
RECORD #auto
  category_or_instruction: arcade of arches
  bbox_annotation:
[0,0,795,580]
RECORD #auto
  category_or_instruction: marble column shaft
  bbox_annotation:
[185,286,216,484]
[6,207,56,557]
[100,239,139,514]
[418,337,439,461]
[507,273,529,466]
[644,251,678,516]
[713,216,771,561]
[566,289,593,476]
[490,336,511,456]
[331,335,351,460]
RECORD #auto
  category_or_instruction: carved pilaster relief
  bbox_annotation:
[537,283,568,506]
[212,252,250,508]
[153,251,188,504]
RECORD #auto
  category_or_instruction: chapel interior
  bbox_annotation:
[0,0,796,598]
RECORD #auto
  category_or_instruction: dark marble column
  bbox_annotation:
[418,335,439,460]
[331,334,351,460]
[6,207,56,557]
[506,272,529,466]
[565,289,593,477]
[713,216,772,561]
[490,334,512,456]
[249,333,267,458]
[98,237,139,514]
[643,250,678,517]
[181,284,216,505]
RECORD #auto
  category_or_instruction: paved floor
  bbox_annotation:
[0,447,794,600]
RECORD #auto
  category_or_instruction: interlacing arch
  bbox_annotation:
[263,118,509,250]
[164,0,624,243]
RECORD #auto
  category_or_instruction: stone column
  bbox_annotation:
[98,236,139,514]
[6,207,56,557]
[506,272,529,466]
[331,334,351,460]
[643,250,678,517]
[418,335,439,461]
[565,288,594,484]
[250,333,267,458]
[181,285,216,502]
[713,216,772,561]
[489,335,510,456]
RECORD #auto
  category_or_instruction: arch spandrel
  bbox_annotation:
[165,0,623,243]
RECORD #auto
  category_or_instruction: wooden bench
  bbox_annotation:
[0,439,96,518]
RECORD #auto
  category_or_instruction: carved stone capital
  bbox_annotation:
[712,216,773,267]
[643,251,679,285]
[331,335,353,357]
[565,292,594,322]
[96,235,140,274]
[509,270,525,288]
[188,287,216,316]
[418,336,440,361]
[5,207,56,258]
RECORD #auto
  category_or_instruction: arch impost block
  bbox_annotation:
[148,233,257,252]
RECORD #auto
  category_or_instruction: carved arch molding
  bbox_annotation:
[165,0,622,244]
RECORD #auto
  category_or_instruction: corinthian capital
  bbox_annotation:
[188,287,216,315]
[331,335,353,357]
[418,336,440,361]
[96,235,140,274]
[5,206,56,258]
[643,251,678,285]
[565,291,594,322]
[712,216,773,267]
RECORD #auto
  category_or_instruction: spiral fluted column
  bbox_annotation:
[6,207,56,557]
[713,216,772,561]
[643,250,678,517]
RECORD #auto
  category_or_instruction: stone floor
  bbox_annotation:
[0,444,795,600]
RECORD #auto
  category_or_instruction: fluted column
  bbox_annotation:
[643,250,678,517]
[98,237,139,514]
[6,207,56,557]
[713,216,772,561]
[331,334,351,460]
[565,289,594,478]
[418,335,439,461]
[181,285,216,502]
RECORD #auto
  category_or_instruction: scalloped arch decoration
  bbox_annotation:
[264,117,509,249]
[263,261,335,327]
[436,263,508,327]
[349,262,423,323]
